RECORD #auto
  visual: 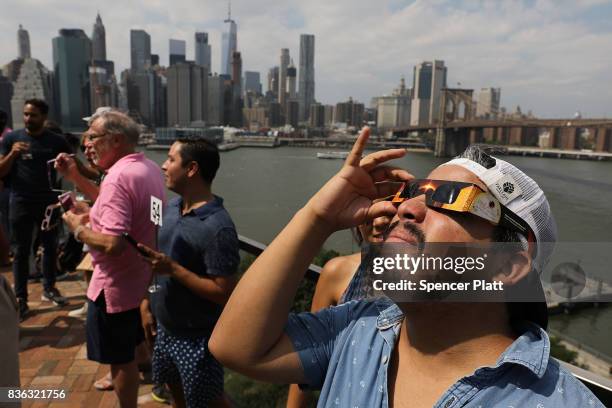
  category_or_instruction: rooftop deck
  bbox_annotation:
[3,234,612,406]
[2,266,160,408]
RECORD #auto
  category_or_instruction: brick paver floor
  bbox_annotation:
[2,266,163,408]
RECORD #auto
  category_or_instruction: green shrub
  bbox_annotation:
[550,335,579,365]
[225,248,340,406]
[224,371,289,408]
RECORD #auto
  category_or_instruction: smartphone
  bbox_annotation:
[122,232,151,257]
[58,191,76,211]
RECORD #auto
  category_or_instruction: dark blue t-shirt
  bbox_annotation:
[150,196,239,338]
[1,129,71,201]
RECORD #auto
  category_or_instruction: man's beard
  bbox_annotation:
[25,122,43,133]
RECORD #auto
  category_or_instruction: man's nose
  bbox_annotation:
[397,196,428,223]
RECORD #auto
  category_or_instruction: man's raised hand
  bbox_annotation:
[54,152,79,181]
[305,127,413,232]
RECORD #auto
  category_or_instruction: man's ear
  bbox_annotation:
[186,161,199,178]
[111,134,124,147]
[492,250,532,286]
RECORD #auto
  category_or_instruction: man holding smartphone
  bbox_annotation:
[0,99,72,321]
[137,138,239,408]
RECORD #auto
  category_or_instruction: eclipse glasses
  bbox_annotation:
[391,179,535,241]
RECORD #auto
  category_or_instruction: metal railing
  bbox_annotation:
[238,234,322,281]
[558,361,612,406]
[237,235,612,404]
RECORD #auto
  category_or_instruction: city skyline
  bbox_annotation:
[1,0,611,118]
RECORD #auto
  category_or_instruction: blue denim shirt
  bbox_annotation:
[285,297,604,407]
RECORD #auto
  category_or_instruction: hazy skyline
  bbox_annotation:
[1,0,611,118]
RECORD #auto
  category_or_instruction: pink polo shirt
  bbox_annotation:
[87,152,165,313]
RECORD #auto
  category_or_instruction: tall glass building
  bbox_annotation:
[52,29,92,130]
[130,30,151,71]
[298,34,315,121]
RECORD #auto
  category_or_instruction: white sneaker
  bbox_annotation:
[68,303,88,318]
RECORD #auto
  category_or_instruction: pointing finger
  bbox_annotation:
[359,149,406,172]
[345,127,370,167]
[369,166,414,183]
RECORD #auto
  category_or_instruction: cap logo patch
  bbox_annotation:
[492,174,522,205]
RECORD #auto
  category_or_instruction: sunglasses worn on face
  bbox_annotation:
[391,179,534,241]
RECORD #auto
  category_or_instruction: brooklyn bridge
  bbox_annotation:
[387,88,612,157]
[392,118,612,157]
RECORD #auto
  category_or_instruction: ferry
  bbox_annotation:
[316,151,350,159]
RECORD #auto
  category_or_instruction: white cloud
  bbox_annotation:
[1,0,611,117]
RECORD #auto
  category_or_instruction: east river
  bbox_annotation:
[144,146,612,360]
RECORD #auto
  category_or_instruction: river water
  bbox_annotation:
[144,146,612,359]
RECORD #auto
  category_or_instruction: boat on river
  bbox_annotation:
[316,151,350,159]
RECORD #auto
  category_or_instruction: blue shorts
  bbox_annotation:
[152,324,224,407]
[86,291,145,365]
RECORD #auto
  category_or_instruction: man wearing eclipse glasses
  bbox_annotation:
[210,128,603,407]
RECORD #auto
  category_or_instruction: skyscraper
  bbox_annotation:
[377,77,412,129]
[130,29,151,71]
[195,32,211,69]
[410,60,447,125]
[231,51,243,126]
[278,48,290,112]
[207,74,225,125]
[17,24,31,59]
[476,87,501,119]
[309,103,325,128]
[286,100,299,128]
[221,3,237,76]
[267,66,279,100]
[52,29,92,130]
[334,97,364,127]
[298,34,315,121]
[287,60,297,100]
[91,13,106,61]
[169,39,186,66]
[244,71,262,94]
[89,66,117,111]
[323,104,334,126]
[285,60,298,127]
[124,69,150,126]
[231,52,242,85]
[166,62,208,126]
[10,59,54,128]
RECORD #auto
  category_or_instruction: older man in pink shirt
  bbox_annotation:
[61,110,164,408]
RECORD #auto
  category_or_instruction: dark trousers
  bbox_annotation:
[10,195,59,300]
[0,188,10,238]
